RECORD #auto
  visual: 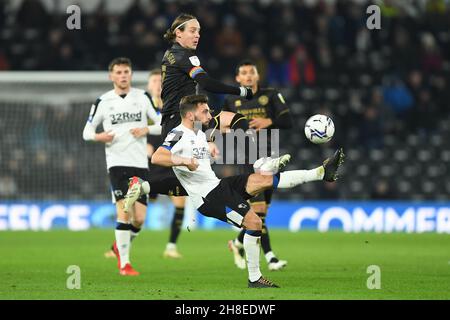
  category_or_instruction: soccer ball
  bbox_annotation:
[304,114,335,144]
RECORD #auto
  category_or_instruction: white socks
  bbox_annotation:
[244,231,262,282]
[277,167,324,188]
[115,220,131,268]
[166,242,177,251]
[265,251,276,263]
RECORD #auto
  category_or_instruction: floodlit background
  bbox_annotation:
[0,0,449,231]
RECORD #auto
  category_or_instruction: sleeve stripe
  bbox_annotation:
[277,109,290,116]
[189,66,205,78]
[144,91,156,108]
[162,145,172,150]
[88,98,101,122]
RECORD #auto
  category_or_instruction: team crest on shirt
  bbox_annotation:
[235,100,242,107]
[258,95,269,106]
[189,56,201,66]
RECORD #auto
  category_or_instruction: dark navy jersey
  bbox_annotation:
[223,87,289,123]
[223,87,290,157]
[161,43,206,116]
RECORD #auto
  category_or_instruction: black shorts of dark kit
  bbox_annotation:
[147,173,188,198]
[147,159,188,198]
[197,174,253,227]
[249,189,273,205]
[108,166,151,206]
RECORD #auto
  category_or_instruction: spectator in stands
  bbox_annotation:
[288,45,316,87]
[215,16,244,71]
[359,105,384,150]
[420,32,443,74]
[15,0,50,30]
[267,46,289,87]
[382,75,414,116]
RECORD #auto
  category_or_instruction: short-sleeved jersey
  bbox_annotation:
[162,124,220,208]
[85,88,161,169]
[161,43,205,116]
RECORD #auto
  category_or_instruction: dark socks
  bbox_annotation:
[169,207,184,244]
[257,213,274,256]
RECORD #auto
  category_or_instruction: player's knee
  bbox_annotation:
[243,211,262,230]
[132,215,145,227]
[261,175,273,189]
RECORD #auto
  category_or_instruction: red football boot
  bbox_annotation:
[119,263,140,276]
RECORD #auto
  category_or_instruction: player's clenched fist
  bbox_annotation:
[183,158,199,171]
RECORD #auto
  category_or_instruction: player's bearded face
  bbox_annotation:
[176,20,201,50]
[236,65,259,88]
[110,65,132,90]
[194,103,212,125]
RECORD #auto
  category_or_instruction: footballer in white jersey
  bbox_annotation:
[83,87,161,169]
[124,94,345,287]
[82,57,162,276]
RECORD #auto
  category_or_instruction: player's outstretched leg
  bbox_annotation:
[322,148,345,182]
[270,148,345,190]
[254,154,291,174]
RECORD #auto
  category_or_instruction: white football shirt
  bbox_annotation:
[83,87,161,169]
[162,124,220,208]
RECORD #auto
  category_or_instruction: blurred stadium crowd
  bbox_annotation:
[0,0,449,201]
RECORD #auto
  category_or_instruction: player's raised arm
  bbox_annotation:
[193,67,253,99]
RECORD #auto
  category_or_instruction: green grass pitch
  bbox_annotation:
[1,230,449,300]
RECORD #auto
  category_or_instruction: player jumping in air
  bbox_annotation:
[123,94,345,287]
[83,57,162,276]
[155,13,261,259]
[223,60,293,271]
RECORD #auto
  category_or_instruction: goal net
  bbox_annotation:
[0,71,150,201]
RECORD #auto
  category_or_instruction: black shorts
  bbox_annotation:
[161,112,220,141]
[108,166,150,206]
[147,161,166,200]
[147,174,188,197]
[249,189,273,205]
[197,174,252,227]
